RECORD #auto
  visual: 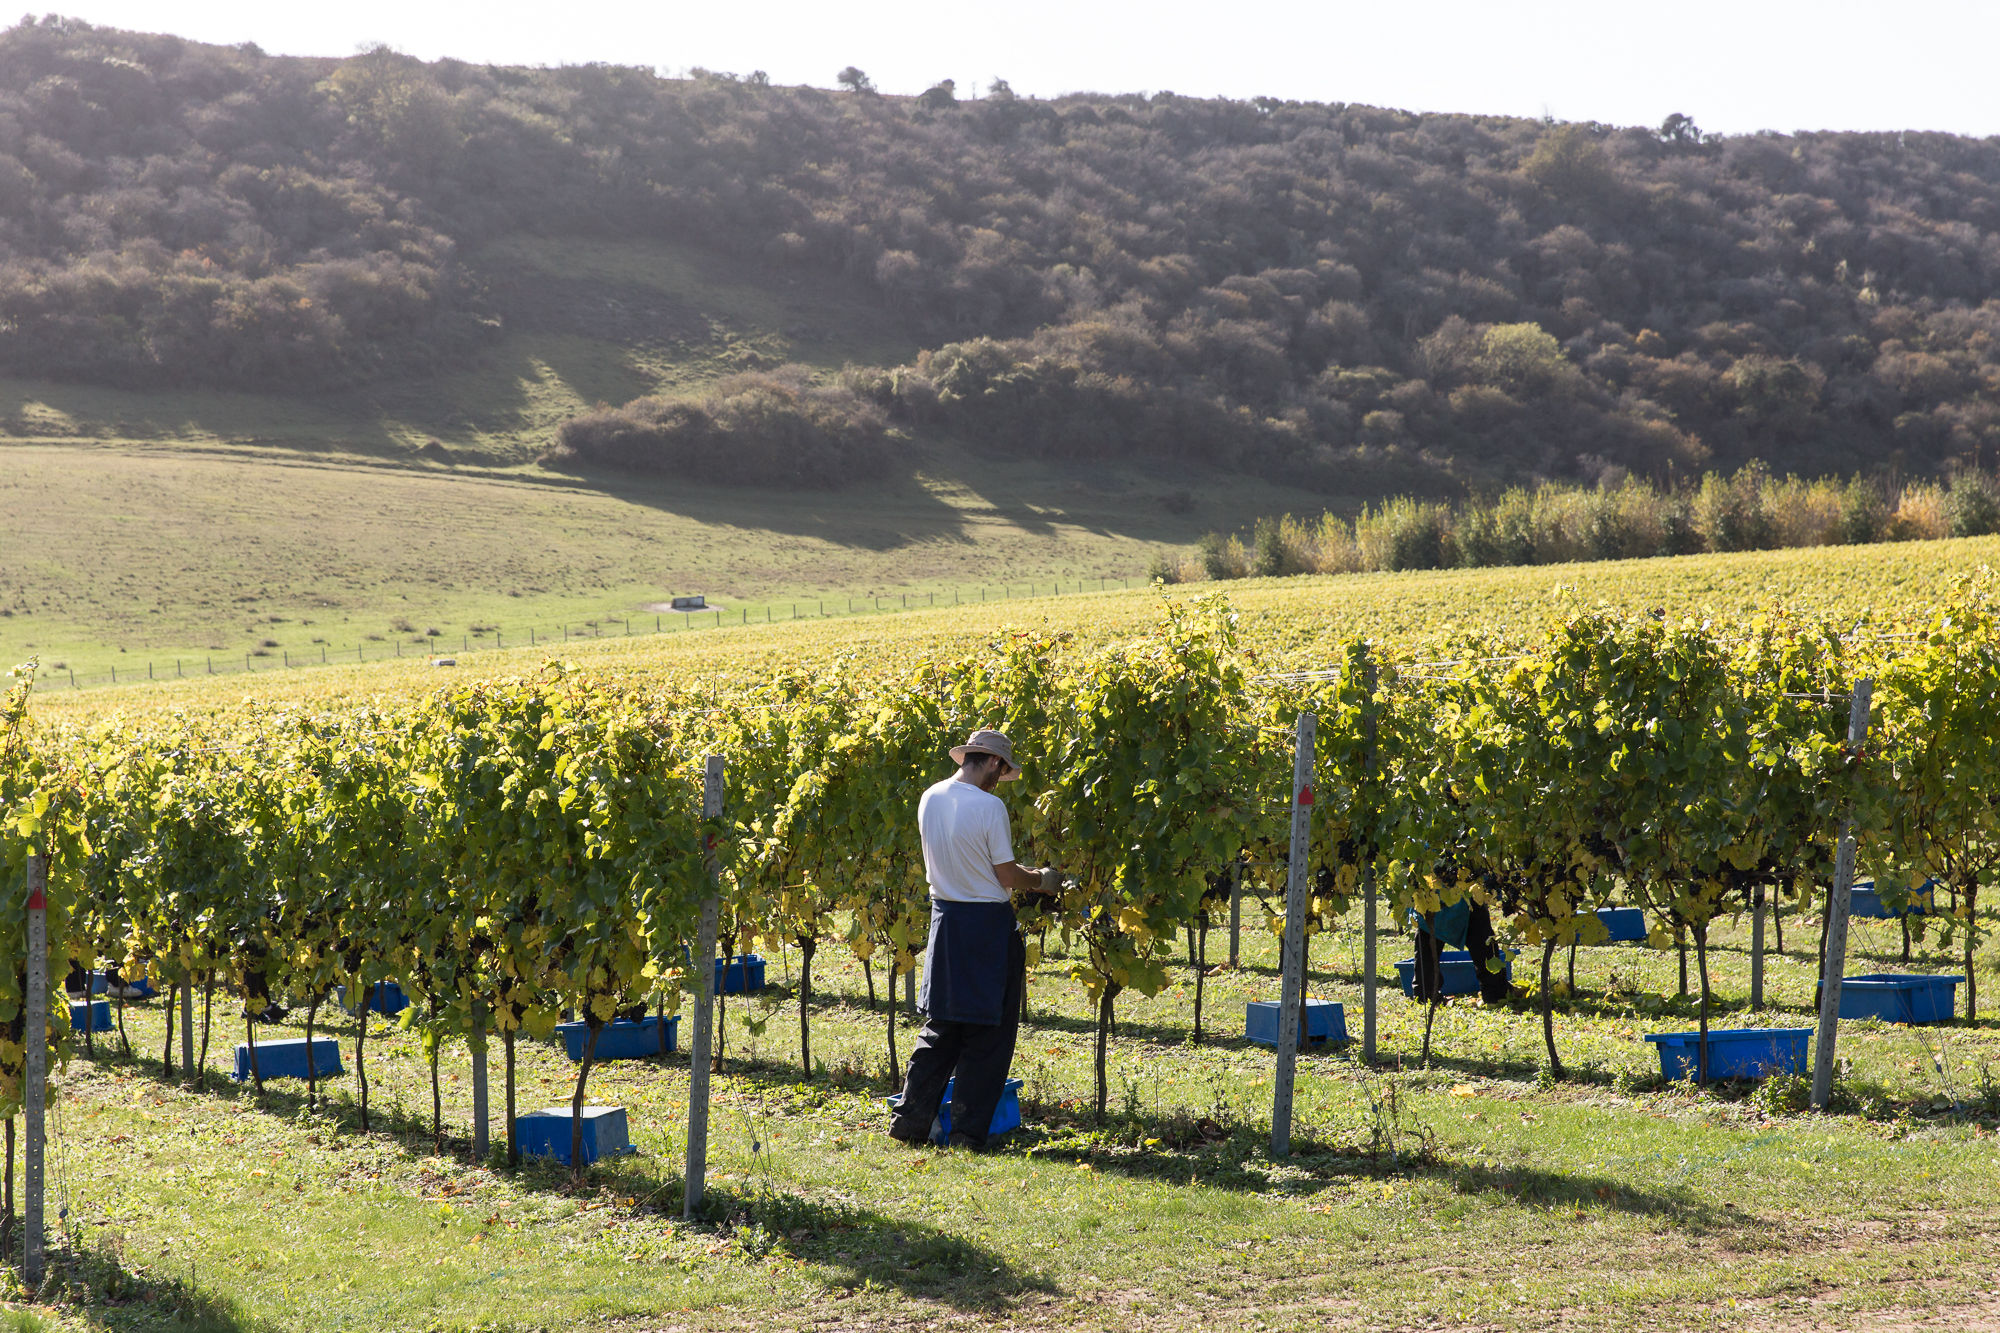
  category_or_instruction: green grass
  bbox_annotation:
[18,906,2000,1331]
[0,440,1305,685]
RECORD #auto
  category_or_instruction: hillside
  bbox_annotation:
[2,17,1999,494]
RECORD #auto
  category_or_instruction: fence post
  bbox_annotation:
[684,756,724,1220]
[1272,712,1315,1158]
[1361,645,1379,1064]
[1811,679,1873,1112]
[25,853,48,1288]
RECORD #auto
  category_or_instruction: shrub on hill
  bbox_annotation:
[544,369,892,486]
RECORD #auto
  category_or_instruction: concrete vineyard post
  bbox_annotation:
[180,975,194,1075]
[24,853,47,1288]
[1811,680,1873,1112]
[1227,857,1242,969]
[471,1001,489,1160]
[1360,646,1379,1063]
[1750,884,1765,1012]
[684,755,724,1221]
[1272,713,1315,1158]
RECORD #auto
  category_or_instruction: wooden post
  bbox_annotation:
[471,1000,489,1160]
[1360,646,1379,1063]
[684,756,724,1221]
[24,854,47,1288]
[1271,713,1315,1158]
[1811,680,1873,1113]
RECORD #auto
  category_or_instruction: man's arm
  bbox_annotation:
[992,860,1044,894]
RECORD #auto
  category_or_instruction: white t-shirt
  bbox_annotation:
[917,775,1016,904]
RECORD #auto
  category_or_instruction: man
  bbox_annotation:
[888,728,1055,1150]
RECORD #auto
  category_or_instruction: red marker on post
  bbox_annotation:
[1298,787,1314,807]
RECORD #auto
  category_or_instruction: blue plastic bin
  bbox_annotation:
[234,1036,343,1082]
[1244,998,1348,1048]
[1848,880,1939,920]
[1644,1027,1810,1082]
[515,1105,634,1165]
[89,971,158,999]
[556,1015,679,1061]
[70,999,111,1033]
[1594,907,1647,943]
[1839,973,1961,1024]
[338,981,410,1016]
[888,1076,1023,1145]
[714,955,765,993]
[1396,950,1514,998]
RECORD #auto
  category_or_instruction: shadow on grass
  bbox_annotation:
[997,1106,1754,1236]
[681,1184,1057,1310]
[34,1229,280,1332]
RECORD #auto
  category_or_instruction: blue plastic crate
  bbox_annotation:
[714,955,765,994]
[233,1036,343,1082]
[89,971,158,999]
[1594,907,1648,943]
[1839,973,1961,1024]
[555,1015,679,1061]
[887,1076,1023,1145]
[1644,1027,1810,1082]
[515,1105,634,1165]
[337,981,410,1016]
[1848,880,1940,920]
[1396,950,1514,998]
[70,999,111,1033]
[1244,998,1348,1048]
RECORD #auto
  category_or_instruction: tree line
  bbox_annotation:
[1180,462,2000,580]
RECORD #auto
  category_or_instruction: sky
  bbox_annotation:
[51,0,2000,138]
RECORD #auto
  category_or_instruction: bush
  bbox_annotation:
[1194,531,1252,580]
[544,368,894,487]
[1689,464,1777,552]
[1354,498,1448,571]
[1947,471,2000,537]
[1839,478,1889,544]
[1888,483,1950,540]
[1251,517,1292,577]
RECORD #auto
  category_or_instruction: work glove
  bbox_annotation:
[1037,866,1062,895]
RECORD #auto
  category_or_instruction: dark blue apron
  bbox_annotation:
[919,899,1017,1025]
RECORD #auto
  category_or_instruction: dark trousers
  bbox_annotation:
[889,932,1025,1149]
[1413,903,1511,1003]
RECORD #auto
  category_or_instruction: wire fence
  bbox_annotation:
[37,575,1147,693]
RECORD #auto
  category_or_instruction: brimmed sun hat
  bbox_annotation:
[949,728,1022,780]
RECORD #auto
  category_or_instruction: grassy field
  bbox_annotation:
[27,529,2000,720]
[0,440,1313,685]
[12,905,2000,1332]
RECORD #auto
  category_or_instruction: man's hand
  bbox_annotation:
[1037,866,1062,896]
